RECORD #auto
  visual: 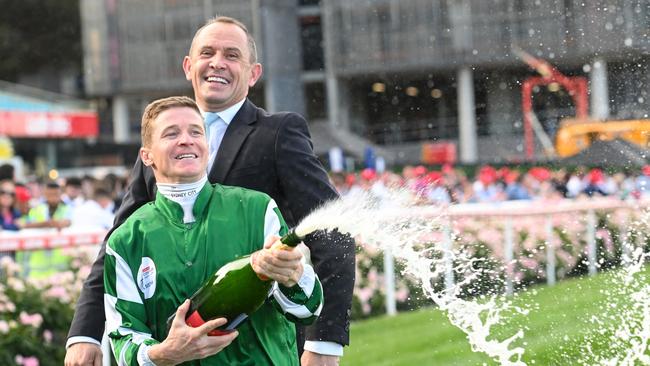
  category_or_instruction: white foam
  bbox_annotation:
[297,189,650,364]
[297,188,527,365]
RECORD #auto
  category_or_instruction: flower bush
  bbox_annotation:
[0,247,96,366]
[352,240,429,319]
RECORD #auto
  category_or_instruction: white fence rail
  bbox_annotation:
[0,228,107,253]
[380,197,650,314]
[2,198,649,325]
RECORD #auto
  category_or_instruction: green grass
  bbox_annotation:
[342,265,650,365]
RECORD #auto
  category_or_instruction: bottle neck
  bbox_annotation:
[280,229,302,247]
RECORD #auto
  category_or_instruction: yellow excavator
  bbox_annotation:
[555,118,650,158]
[516,47,650,159]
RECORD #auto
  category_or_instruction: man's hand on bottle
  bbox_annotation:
[251,235,304,287]
[148,300,239,365]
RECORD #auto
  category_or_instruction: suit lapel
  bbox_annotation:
[209,100,257,183]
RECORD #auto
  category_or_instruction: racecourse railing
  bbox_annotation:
[2,197,649,320]
[379,197,650,315]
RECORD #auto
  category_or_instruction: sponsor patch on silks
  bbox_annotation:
[137,257,157,299]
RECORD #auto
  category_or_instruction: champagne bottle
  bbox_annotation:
[167,228,304,335]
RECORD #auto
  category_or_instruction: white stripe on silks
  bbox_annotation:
[119,327,153,344]
[118,340,129,366]
[263,199,282,240]
[114,328,154,366]
[104,294,130,366]
[313,301,323,316]
[104,295,153,341]
[272,284,315,319]
[104,294,122,334]
[107,245,143,304]
[296,264,316,298]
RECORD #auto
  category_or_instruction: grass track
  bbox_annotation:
[341,265,649,365]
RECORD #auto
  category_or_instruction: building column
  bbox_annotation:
[457,67,478,163]
[112,95,129,144]
[46,141,57,171]
[590,58,610,120]
[322,0,347,131]
[326,75,344,129]
[260,0,305,115]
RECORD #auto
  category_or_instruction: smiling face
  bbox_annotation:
[140,106,208,184]
[183,21,262,112]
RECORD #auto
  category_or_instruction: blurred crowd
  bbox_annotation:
[0,163,128,233]
[330,164,650,205]
[2,162,650,235]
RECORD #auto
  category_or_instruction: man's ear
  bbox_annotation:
[182,56,192,81]
[140,147,154,167]
[248,63,263,87]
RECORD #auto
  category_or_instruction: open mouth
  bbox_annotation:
[175,153,198,160]
[205,75,229,85]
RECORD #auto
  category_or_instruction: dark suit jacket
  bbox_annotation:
[68,99,355,347]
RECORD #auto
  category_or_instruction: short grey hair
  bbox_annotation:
[189,15,258,64]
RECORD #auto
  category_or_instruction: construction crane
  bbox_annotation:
[515,47,650,160]
[513,47,589,160]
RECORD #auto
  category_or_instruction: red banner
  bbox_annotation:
[0,110,98,138]
[421,142,457,165]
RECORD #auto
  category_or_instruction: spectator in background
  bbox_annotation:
[25,178,43,209]
[424,171,451,205]
[62,177,85,209]
[473,166,503,202]
[13,184,32,216]
[71,188,115,230]
[551,169,570,198]
[583,169,608,197]
[409,166,428,197]
[100,173,117,210]
[0,179,20,260]
[16,181,72,279]
[380,171,405,191]
[566,168,586,198]
[441,166,472,203]
[401,165,419,193]
[19,181,72,230]
[0,180,21,231]
[635,165,650,198]
[348,168,390,202]
[344,173,357,195]
[504,172,532,201]
[348,168,374,197]
[80,175,97,204]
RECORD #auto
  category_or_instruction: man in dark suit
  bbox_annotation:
[65,15,354,366]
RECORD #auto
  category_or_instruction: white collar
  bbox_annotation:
[156,176,208,223]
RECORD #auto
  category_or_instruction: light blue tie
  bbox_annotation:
[204,112,228,170]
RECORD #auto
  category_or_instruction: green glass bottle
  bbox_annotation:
[167,228,304,335]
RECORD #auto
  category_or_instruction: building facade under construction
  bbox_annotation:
[80,0,650,166]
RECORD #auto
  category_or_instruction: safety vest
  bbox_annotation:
[16,203,72,280]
